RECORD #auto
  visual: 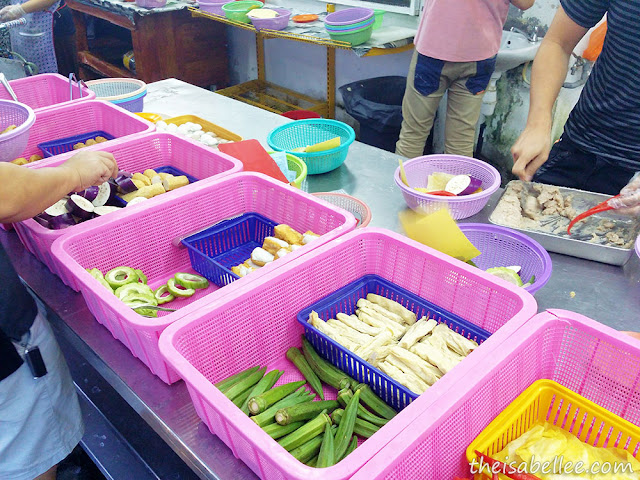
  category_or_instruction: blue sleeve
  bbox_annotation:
[560,0,608,28]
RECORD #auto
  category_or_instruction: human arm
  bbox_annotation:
[0,0,58,20]
[0,150,118,223]
[511,6,589,181]
[510,0,535,11]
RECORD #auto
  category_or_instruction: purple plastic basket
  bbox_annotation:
[198,0,227,15]
[250,8,291,31]
[112,94,145,113]
[0,100,36,162]
[325,7,373,25]
[136,0,166,7]
[394,154,501,219]
[458,224,552,295]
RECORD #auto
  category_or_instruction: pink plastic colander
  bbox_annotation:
[351,309,640,479]
[395,155,501,219]
[0,100,35,162]
[50,173,357,384]
[0,73,95,112]
[10,99,153,163]
[158,227,537,480]
[15,132,242,290]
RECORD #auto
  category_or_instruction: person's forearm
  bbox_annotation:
[526,39,571,130]
[20,0,59,14]
[0,164,77,223]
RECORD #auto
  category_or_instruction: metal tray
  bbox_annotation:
[488,181,640,266]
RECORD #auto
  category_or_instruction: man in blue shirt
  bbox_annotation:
[511,0,640,196]
[0,150,117,480]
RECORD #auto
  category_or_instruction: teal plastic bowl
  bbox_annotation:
[222,1,263,23]
[328,25,372,46]
[325,18,374,32]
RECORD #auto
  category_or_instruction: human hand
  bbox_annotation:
[608,172,640,216]
[61,150,118,192]
[511,124,552,181]
[0,4,26,22]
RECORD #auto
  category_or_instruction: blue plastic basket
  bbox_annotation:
[37,130,115,157]
[181,212,279,288]
[296,274,492,411]
[110,166,199,207]
[266,119,355,175]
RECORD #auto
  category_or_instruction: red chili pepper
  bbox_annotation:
[474,451,542,480]
[427,190,457,196]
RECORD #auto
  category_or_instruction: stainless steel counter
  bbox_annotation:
[3,78,639,480]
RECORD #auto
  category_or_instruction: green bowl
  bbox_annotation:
[222,1,263,23]
[373,10,384,30]
[328,25,372,46]
[267,151,308,189]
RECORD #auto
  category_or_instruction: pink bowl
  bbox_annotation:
[325,7,373,26]
[250,7,291,31]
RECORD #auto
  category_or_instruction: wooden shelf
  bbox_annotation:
[78,50,135,79]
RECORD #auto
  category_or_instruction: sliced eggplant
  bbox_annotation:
[445,175,483,196]
[66,194,95,220]
[126,197,148,207]
[78,186,99,203]
[44,198,70,217]
[115,175,138,194]
[94,206,121,216]
[92,182,112,207]
[49,213,76,230]
[33,214,50,228]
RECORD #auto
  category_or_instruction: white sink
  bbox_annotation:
[495,30,541,72]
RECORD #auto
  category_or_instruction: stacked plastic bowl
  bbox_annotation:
[324,7,374,46]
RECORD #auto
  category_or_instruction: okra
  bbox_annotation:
[341,435,358,461]
[333,389,360,460]
[316,420,335,468]
[231,384,256,408]
[290,434,324,464]
[223,367,266,400]
[332,408,380,438]
[275,400,339,425]
[248,380,306,415]
[252,390,315,427]
[214,366,260,391]
[287,347,325,400]
[337,388,389,427]
[301,337,351,390]
[240,369,283,415]
[278,411,331,451]
[262,420,305,440]
[306,455,319,468]
[350,383,397,420]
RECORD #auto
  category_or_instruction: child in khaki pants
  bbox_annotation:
[396,0,535,159]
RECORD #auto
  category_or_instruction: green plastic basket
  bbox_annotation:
[222,0,262,23]
[328,25,373,46]
[267,151,308,189]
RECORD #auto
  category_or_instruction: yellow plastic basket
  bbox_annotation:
[467,379,640,479]
[163,114,243,142]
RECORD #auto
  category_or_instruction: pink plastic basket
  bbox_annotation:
[50,173,357,383]
[0,73,96,112]
[15,132,242,291]
[0,100,35,162]
[250,8,291,31]
[394,155,501,219]
[10,99,153,163]
[351,309,640,480]
[458,224,553,295]
[157,227,537,480]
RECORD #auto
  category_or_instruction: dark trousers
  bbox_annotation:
[533,136,638,195]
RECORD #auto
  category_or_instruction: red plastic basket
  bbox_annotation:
[0,73,95,112]
[158,227,537,480]
[351,309,640,479]
[11,99,153,163]
[50,173,357,383]
[14,132,242,290]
